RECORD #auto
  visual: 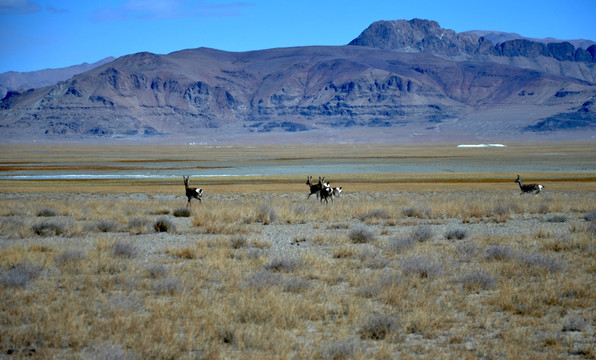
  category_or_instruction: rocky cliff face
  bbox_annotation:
[349,19,596,83]
[348,19,480,58]
[350,19,596,63]
[1,20,594,143]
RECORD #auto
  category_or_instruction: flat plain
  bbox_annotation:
[0,142,595,359]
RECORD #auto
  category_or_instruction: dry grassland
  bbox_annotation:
[0,143,595,359]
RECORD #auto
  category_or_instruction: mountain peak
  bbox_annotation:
[349,19,596,64]
[348,19,479,58]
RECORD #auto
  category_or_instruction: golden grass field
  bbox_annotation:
[0,142,595,359]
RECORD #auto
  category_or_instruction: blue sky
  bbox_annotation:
[1,0,595,73]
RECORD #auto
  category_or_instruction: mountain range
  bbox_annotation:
[0,57,115,100]
[1,19,594,144]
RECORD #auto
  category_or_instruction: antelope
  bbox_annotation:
[319,185,333,204]
[184,176,203,206]
[320,184,342,204]
[306,176,325,199]
[515,175,543,194]
[332,187,342,197]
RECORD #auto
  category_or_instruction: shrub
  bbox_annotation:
[379,273,401,287]
[218,327,236,345]
[55,249,85,264]
[360,250,389,269]
[401,207,429,218]
[401,255,443,278]
[32,221,65,236]
[587,222,596,236]
[36,208,58,217]
[491,204,510,217]
[562,316,587,332]
[456,241,478,260]
[243,270,282,290]
[128,217,150,234]
[108,294,143,311]
[154,218,176,233]
[389,237,415,253]
[410,226,433,242]
[359,209,389,221]
[167,246,197,259]
[95,220,121,233]
[111,241,139,259]
[356,285,380,298]
[546,215,567,223]
[360,314,399,340]
[458,270,498,291]
[152,209,170,215]
[366,256,390,270]
[153,277,181,295]
[319,339,359,360]
[0,262,42,288]
[264,256,301,272]
[290,204,309,217]
[537,204,550,214]
[283,276,310,293]
[484,245,513,261]
[348,228,375,243]
[517,252,564,272]
[146,263,167,279]
[0,217,26,238]
[445,228,468,240]
[245,248,266,259]
[83,342,136,360]
[333,245,357,259]
[173,208,191,217]
[230,236,248,249]
[583,211,596,222]
[256,204,277,224]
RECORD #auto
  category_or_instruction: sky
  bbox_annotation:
[1,0,595,73]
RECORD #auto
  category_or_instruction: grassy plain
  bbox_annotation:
[0,142,595,359]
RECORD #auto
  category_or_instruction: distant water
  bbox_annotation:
[1,159,593,180]
[0,174,256,180]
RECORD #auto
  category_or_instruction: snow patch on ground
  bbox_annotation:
[457,144,506,148]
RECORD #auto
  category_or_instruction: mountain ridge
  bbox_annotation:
[463,30,595,51]
[0,57,115,99]
[1,19,594,144]
[348,19,596,66]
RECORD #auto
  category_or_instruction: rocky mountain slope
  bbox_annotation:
[1,19,594,144]
[349,19,596,81]
[463,30,595,52]
[0,57,115,100]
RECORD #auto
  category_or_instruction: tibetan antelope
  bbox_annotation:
[515,175,543,194]
[320,184,342,204]
[306,176,325,199]
[184,176,203,206]
[332,187,342,197]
